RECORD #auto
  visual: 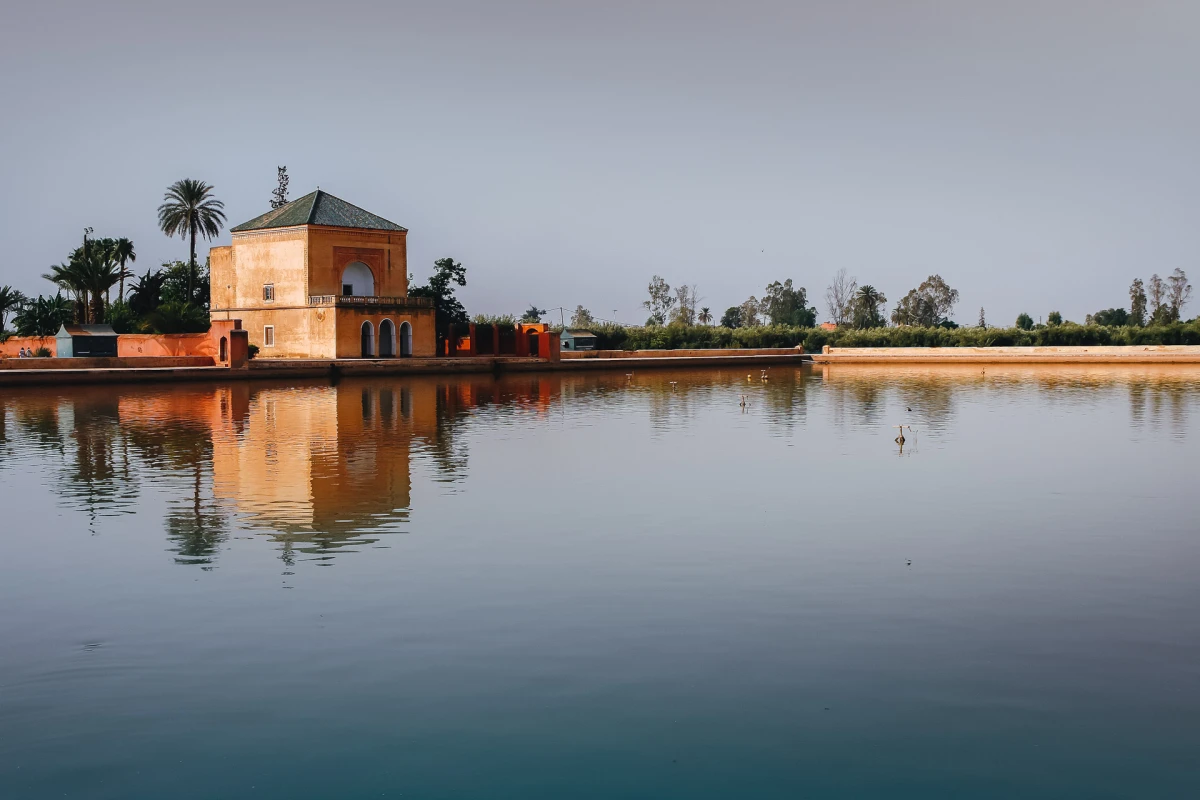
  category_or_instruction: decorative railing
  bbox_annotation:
[308,295,433,308]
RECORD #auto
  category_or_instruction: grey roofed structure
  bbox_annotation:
[560,330,598,351]
[230,190,408,233]
[56,324,119,358]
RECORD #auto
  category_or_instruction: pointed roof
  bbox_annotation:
[230,190,407,233]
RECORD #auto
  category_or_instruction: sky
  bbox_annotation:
[1,0,1196,326]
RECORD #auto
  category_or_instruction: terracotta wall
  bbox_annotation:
[562,347,805,359]
[308,227,408,299]
[0,356,213,370]
[333,307,436,359]
[0,337,57,358]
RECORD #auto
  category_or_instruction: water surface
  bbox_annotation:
[2,365,1199,798]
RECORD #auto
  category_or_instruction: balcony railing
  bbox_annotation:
[308,295,434,308]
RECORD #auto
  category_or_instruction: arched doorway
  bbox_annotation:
[399,321,413,357]
[360,321,375,358]
[379,319,395,357]
[219,337,227,362]
[341,261,376,297]
[527,330,539,357]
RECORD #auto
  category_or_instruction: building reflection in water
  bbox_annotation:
[0,377,559,568]
[1,366,1197,568]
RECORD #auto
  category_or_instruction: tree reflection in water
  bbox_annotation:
[2,365,1197,572]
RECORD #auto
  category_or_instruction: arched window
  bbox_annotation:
[379,319,395,357]
[360,321,375,358]
[399,321,413,357]
[341,261,375,297]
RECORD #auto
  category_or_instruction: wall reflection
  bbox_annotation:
[0,376,561,567]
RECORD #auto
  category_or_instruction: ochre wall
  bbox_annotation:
[0,356,213,370]
[211,228,310,313]
[307,228,408,298]
[242,307,337,360]
[334,307,437,359]
[0,337,56,357]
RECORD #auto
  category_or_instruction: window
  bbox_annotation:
[264,325,275,347]
[342,283,353,296]
[263,284,275,302]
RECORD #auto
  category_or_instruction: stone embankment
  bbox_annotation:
[812,345,1200,364]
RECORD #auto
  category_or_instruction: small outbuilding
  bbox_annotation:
[560,330,598,351]
[56,324,119,358]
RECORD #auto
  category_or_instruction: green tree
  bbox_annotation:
[642,275,675,326]
[762,279,818,327]
[1047,310,1063,326]
[521,305,546,323]
[112,238,136,302]
[1015,312,1034,330]
[697,306,712,325]
[570,305,595,328]
[408,257,468,334]
[1091,307,1129,326]
[270,166,290,209]
[737,296,762,327]
[978,307,986,328]
[1166,268,1192,322]
[161,259,211,309]
[892,275,958,327]
[157,179,226,301]
[0,286,26,332]
[142,301,210,334]
[127,267,167,318]
[720,306,743,328]
[850,285,888,328]
[1129,278,1147,326]
[14,294,73,336]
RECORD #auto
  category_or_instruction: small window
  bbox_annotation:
[342,283,353,296]
[264,325,275,347]
[263,284,274,302]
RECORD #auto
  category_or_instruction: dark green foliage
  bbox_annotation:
[14,294,74,336]
[850,285,888,328]
[720,306,743,328]
[247,343,260,360]
[892,275,958,327]
[271,166,289,209]
[106,301,138,334]
[1091,308,1129,326]
[33,346,51,358]
[408,257,468,334]
[521,305,546,323]
[1015,313,1034,330]
[1129,279,1147,326]
[157,178,226,300]
[1047,311,1063,326]
[141,301,210,334]
[127,268,167,318]
[580,320,1200,351]
[762,280,818,327]
[0,285,25,332]
[160,259,210,310]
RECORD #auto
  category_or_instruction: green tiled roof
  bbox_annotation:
[230,190,407,233]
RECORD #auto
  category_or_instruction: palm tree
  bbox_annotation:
[0,285,24,332]
[43,259,90,322]
[157,179,226,301]
[14,294,73,336]
[853,285,886,329]
[698,306,712,325]
[112,238,136,301]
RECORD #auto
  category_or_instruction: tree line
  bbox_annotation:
[0,178,226,338]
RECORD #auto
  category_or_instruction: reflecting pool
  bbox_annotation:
[2,365,1199,798]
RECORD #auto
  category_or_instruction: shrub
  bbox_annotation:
[573,320,1200,351]
[33,347,51,358]
[247,343,260,360]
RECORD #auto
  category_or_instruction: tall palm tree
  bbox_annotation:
[854,285,886,328]
[112,238,136,302]
[0,285,24,332]
[697,306,712,325]
[157,179,226,301]
[44,258,90,322]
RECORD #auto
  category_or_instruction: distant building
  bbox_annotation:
[209,190,436,359]
[819,322,838,331]
[56,324,118,357]
[560,330,598,351]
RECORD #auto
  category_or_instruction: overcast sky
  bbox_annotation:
[1,0,1196,325]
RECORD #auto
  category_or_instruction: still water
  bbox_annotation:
[1,365,1198,799]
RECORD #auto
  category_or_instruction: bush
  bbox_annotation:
[33,347,51,358]
[247,343,260,360]
[568,320,1200,351]
[141,302,210,334]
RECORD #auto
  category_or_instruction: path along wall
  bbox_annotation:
[562,347,804,359]
[814,345,1200,363]
[0,320,246,367]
